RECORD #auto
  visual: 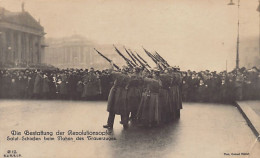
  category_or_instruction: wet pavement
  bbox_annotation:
[0,100,259,158]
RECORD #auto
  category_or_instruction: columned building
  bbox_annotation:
[0,6,45,66]
[45,35,124,69]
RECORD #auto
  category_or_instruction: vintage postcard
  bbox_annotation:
[0,0,260,158]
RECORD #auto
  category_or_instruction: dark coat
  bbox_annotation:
[107,72,129,115]
[126,75,143,113]
[42,77,50,93]
[33,74,43,94]
[137,78,161,125]
[60,74,68,95]
[82,72,101,97]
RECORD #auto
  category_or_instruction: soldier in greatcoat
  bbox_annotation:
[169,67,182,119]
[126,67,143,122]
[103,63,130,129]
[137,69,162,127]
[159,68,172,123]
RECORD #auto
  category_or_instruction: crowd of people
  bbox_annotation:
[182,67,260,102]
[0,66,259,102]
[0,64,260,128]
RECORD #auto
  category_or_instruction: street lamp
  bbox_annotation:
[228,0,240,70]
[257,0,260,56]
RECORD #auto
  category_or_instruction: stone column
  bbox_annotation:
[70,47,73,66]
[37,36,41,64]
[0,30,7,64]
[25,33,30,64]
[9,30,14,63]
[28,35,33,63]
[17,32,22,63]
[32,35,37,64]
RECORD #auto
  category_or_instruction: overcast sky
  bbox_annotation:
[0,0,259,71]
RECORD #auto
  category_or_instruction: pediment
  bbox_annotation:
[3,11,43,31]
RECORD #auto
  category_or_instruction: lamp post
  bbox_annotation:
[228,0,240,70]
[257,0,260,56]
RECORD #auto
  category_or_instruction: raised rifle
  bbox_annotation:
[128,49,151,72]
[113,45,135,68]
[94,48,120,70]
[153,53,167,69]
[135,52,151,68]
[128,49,146,69]
[155,51,170,67]
[123,46,138,66]
[143,47,163,70]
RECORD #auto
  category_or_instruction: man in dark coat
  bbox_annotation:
[126,67,143,122]
[82,68,101,100]
[103,63,130,129]
[33,71,43,99]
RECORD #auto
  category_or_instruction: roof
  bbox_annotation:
[0,7,43,31]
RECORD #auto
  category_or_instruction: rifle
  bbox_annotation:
[94,48,120,70]
[143,47,163,70]
[128,49,146,69]
[123,46,138,66]
[155,51,170,67]
[113,45,135,68]
[135,51,151,68]
[153,53,167,69]
[127,49,151,72]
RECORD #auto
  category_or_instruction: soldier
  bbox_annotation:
[103,63,130,129]
[126,66,143,122]
[137,68,162,127]
[159,68,172,123]
[169,67,182,119]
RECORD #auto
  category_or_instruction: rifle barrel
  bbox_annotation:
[94,48,120,70]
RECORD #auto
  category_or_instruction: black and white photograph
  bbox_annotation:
[0,0,260,157]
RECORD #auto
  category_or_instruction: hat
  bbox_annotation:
[134,66,142,73]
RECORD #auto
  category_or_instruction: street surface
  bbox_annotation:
[0,100,259,158]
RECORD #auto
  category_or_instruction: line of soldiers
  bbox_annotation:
[103,63,182,129]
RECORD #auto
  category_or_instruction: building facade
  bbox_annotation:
[0,7,45,67]
[45,35,124,69]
